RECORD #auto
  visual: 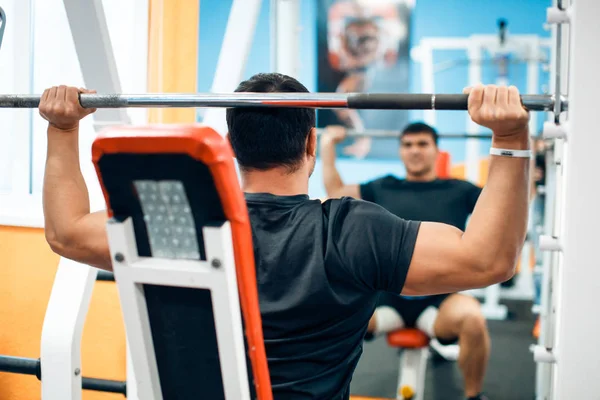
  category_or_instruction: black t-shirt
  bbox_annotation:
[245,193,420,399]
[360,176,482,231]
[360,175,482,301]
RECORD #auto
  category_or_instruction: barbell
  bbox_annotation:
[0,92,567,112]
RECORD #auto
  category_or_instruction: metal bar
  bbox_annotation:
[553,15,563,120]
[0,92,566,112]
[0,356,40,377]
[0,355,126,395]
[82,377,127,395]
[315,128,545,140]
[0,6,6,52]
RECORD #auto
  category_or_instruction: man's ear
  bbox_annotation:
[306,128,317,157]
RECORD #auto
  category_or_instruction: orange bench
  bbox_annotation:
[436,151,451,179]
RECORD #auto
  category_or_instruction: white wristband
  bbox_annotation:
[489,148,532,158]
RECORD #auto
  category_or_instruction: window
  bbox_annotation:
[0,0,148,227]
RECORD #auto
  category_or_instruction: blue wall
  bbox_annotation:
[197,0,552,198]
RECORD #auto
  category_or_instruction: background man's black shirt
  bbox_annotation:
[360,176,482,231]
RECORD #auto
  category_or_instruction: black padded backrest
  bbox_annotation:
[98,154,225,260]
[97,153,256,399]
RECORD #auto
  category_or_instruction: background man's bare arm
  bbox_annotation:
[320,126,362,198]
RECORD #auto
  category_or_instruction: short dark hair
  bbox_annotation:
[400,122,439,146]
[226,73,316,172]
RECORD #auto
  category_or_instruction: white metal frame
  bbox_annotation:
[533,1,600,398]
[105,218,251,400]
[40,259,98,399]
[532,2,567,396]
[550,0,600,397]
[413,34,552,320]
[39,1,259,397]
[62,0,130,129]
[533,140,558,400]
[39,1,148,399]
[394,344,429,400]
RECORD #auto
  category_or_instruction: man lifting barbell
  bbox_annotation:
[40,73,531,400]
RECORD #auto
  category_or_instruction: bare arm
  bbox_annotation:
[320,126,361,199]
[41,86,113,271]
[402,84,531,295]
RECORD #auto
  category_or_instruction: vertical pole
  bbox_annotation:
[527,38,540,135]
[269,0,278,73]
[126,336,139,400]
[41,259,98,400]
[535,146,555,400]
[272,0,300,78]
[62,0,130,128]
[420,44,435,126]
[465,42,481,184]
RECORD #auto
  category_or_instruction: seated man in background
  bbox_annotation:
[320,122,490,400]
[41,76,530,400]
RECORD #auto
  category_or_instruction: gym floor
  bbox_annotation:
[350,300,536,400]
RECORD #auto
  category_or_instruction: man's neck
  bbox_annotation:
[242,168,309,196]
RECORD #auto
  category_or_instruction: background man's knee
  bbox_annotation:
[461,311,488,339]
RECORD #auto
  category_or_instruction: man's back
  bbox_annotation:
[245,193,419,399]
